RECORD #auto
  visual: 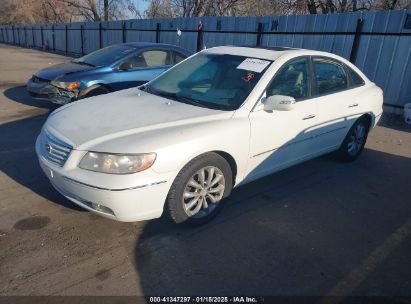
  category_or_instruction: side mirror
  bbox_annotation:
[118,61,132,71]
[263,95,296,111]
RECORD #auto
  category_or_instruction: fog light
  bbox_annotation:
[91,202,114,215]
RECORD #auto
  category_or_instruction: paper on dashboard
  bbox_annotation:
[236,58,271,73]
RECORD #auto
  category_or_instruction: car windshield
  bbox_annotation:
[72,45,135,67]
[145,53,272,111]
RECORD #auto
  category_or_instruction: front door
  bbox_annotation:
[246,57,319,181]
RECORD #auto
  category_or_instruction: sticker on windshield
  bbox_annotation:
[236,58,271,73]
[242,72,255,83]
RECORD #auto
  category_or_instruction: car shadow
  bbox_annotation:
[3,85,58,109]
[0,85,85,212]
[134,148,411,296]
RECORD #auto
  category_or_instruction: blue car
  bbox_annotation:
[27,42,192,104]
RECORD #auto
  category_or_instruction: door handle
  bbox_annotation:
[348,103,359,108]
[302,114,316,120]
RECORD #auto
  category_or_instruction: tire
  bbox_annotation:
[336,117,370,162]
[165,153,233,225]
[79,85,110,99]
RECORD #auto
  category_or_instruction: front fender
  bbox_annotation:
[87,117,251,185]
[153,118,250,185]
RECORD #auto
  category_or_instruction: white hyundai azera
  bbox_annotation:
[36,46,383,224]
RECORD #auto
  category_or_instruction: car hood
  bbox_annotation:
[45,88,233,150]
[35,61,97,80]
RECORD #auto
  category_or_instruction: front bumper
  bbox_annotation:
[27,79,76,105]
[27,79,56,99]
[35,136,173,222]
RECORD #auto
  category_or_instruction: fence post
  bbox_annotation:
[156,23,161,43]
[99,22,103,49]
[122,21,126,43]
[40,25,44,48]
[24,26,27,47]
[31,27,34,47]
[65,24,68,55]
[52,24,55,51]
[350,19,364,64]
[196,21,203,52]
[80,24,84,56]
[11,25,15,44]
[256,22,264,47]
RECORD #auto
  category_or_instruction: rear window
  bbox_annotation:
[346,67,365,87]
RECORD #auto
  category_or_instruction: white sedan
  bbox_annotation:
[36,46,383,224]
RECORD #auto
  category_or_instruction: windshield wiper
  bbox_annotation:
[144,85,220,109]
[174,94,206,108]
[154,90,206,108]
[140,84,151,93]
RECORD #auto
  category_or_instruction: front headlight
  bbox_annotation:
[51,80,81,90]
[79,152,156,174]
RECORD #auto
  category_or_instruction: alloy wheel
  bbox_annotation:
[347,122,366,156]
[182,166,225,218]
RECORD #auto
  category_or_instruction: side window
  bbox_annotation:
[345,66,365,87]
[173,51,187,64]
[266,57,310,100]
[141,50,169,67]
[313,58,348,95]
[170,51,187,64]
[120,53,148,69]
[120,50,170,69]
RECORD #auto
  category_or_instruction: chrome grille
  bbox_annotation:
[40,131,72,167]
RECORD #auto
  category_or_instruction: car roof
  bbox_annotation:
[120,42,189,51]
[203,45,304,60]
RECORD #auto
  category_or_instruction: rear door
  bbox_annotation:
[310,57,363,152]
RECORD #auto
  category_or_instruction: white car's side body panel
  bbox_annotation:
[36,46,384,221]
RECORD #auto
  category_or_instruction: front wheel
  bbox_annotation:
[79,85,110,99]
[165,153,233,225]
[337,117,369,161]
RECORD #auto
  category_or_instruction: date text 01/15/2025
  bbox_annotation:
[148,296,261,303]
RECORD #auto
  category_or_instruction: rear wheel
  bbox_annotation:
[166,153,233,225]
[337,117,369,161]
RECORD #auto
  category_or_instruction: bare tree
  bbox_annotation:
[169,0,245,17]
[145,0,179,18]
[2,0,411,25]
[60,0,137,21]
[375,0,411,9]
[301,0,404,13]
[0,0,76,24]
[0,0,142,24]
